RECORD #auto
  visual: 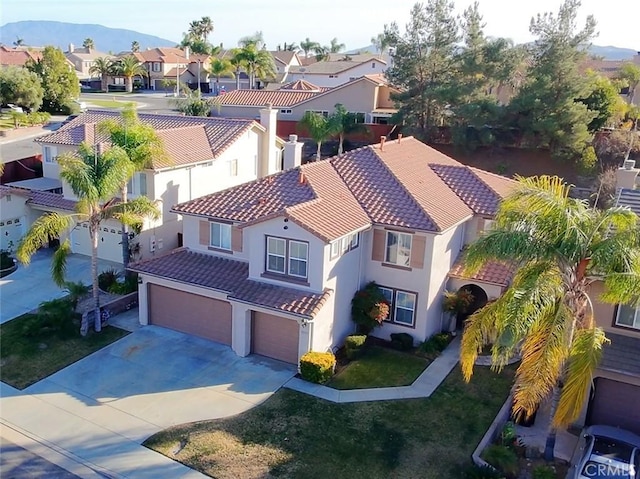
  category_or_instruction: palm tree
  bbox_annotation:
[329,38,345,53]
[229,48,244,90]
[113,56,147,93]
[313,45,330,62]
[330,103,369,154]
[83,38,94,50]
[300,38,319,58]
[16,143,160,335]
[459,176,640,460]
[238,31,264,49]
[131,41,140,53]
[13,37,24,47]
[208,58,235,94]
[371,33,390,58]
[89,57,114,93]
[236,44,275,89]
[298,111,338,161]
[283,42,299,52]
[199,16,214,41]
[99,107,168,268]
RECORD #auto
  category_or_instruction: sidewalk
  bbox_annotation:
[285,336,461,402]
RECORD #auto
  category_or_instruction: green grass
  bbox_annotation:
[328,346,429,390]
[0,116,15,130]
[145,365,515,479]
[86,99,137,109]
[0,314,129,389]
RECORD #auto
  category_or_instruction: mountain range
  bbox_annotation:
[0,21,176,53]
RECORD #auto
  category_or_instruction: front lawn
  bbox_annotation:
[145,365,515,479]
[0,314,129,389]
[328,346,429,390]
[87,99,137,109]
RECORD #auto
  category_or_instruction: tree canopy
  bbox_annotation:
[0,66,43,111]
[27,46,80,114]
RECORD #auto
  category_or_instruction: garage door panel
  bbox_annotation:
[588,378,640,434]
[252,312,299,364]
[149,284,232,345]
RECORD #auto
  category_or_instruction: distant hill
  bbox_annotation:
[0,21,177,53]
[349,43,638,61]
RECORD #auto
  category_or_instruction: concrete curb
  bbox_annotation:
[471,394,513,469]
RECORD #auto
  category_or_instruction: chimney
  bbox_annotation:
[616,159,639,190]
[299,171,306,184]
[397,133,403,143]
[283,134,303,170]
[68,43,74,53]
[379,136,386,150]
[184,46,190,60]
[258,103,278,178]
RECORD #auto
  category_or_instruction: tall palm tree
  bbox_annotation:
[238,31,264,49]
[329,38,345,53]
[313,45,330,62]
[89,57,114,93]
[208,58,235,94]
[236,44,275,89]
[460,176,640,460]
[16,143,160,335]
[83,38,94,50]
[300,38,319,58]
[330,103,369,154]
[113,56,147,93]
[131,41,140,53]
[13,37,25,47]
[229,48,244,90]
[298,111,338,161]
[283,42,299,52]
[99,107,168,268]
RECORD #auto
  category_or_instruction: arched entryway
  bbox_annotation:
[455,283,488,329]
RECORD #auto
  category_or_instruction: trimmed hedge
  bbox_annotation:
[390,332,414,351]
[344,334,367,360]
[300,351,336,384]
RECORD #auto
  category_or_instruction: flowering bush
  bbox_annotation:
[351,282,390,334]
[300,351,336,383]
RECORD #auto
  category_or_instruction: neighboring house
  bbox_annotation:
[283,57,387,88]
[65,43,113,80]
[7,108,284,264]
[0,45,42,67]
[131,47,210,91]
[214,74,398,125]
[577,159,640,435]
[129,136,516,366]
[583,52,640,106]
[0,186,31,251]
[269,50,302,83]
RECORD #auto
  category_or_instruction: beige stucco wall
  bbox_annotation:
[290,80,377,120]
[589,281,640,339]
[216,105,260,119]
[286,60,387,88]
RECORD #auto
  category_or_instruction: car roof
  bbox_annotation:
[586,425,640,448]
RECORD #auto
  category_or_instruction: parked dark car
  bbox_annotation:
[573,426,640,479]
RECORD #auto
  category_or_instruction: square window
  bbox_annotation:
[379,287,394,322]
[289,240,308,278]
[210,222,232,250]
[394,291,416,325]
[385,231,412,267]
[616,304,640,330]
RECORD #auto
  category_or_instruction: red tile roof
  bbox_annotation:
[279,80,323,91]
[217,89,320,107]
[129,248,332,318]
[164,67,193,78]
[27,190,77,211]
[449,256,516,287]
[174,137,516,239]
[0,48,41,66]
[36,110,257,169]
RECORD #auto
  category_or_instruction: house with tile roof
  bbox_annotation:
[0,45,42,67]
[128,136,516,366]
[3,107,287,264]
[283,57,388,88]
[214,74,398,125]
[65,44,114,80]
[129,47,211,92]
[575,159,640,435]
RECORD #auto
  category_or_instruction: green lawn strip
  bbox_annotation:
[328,346,429,390]
[0,116,16,130]
[0,314,129,389]
[144,365,515,479]
[87,99,136,109]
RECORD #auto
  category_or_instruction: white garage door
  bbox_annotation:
[0,216,24,251]
[72,223,123,264]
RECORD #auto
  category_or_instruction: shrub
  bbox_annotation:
[300,351,336,384]
[351,282,390,334]
[0,251,15,269]
[24,298,77,338]
[532,465,556,479]
[500,421,516,446]
[344,335,367,360]
[442,288,474,315]
[462,463,505,479]
[21,313,46,337]
[418,333,451,357]
[108,274,138,295]
[481,445,518,478]
[578,145,598,174]
[390,332,414,351]
[98,268,121,291]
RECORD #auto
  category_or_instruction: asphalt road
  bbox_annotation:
[79,91,179,115]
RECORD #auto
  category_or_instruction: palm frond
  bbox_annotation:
[16,213,76,265]
[601,271,640,307]
[51,239,72,287]
[460,300,502,381]
[58,146,99,203]
[101,195,160,224]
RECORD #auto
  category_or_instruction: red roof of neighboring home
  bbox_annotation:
[129,248,332,318]
[36,110,258,169]
[27,190,77,211]
[448,256,516,287]
[217,89,320,107]
[173,136,516,240]
[0,47,41,66]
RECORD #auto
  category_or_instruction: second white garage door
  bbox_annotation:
[252,311,299,364]
[148,284,232,345]
[72,223,123,264]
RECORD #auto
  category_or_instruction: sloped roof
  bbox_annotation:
[164,67,193,78]
[174,137,516,239]
[27,190,77,211]
[448,256,516,287]
[289,58,385,75]
[279,79,323,91]
[0,47,41,66]
[217,89,320,107]
[129,248,332,318]
[66,48,112,61]
[270,50,300,66]
[35,110,258,170]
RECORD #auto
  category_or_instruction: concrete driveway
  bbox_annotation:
[1,325,295,477]
[0,250,120,324]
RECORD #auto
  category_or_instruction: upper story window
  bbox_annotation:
[126,173,147,197]
[616,304,640,330]
[153,62,161,72]
[210,222,232,250]
[280,109,292,115]
[266,236,308,279]
[371,62,376,68]
[114,77,125,85]
[43,146,57,163]
[385,231,412,267]
[330,232,359,259]
[328,74,338,78]
[229,159,238,177]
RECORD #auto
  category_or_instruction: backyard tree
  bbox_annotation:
[297,111,338,161]
[16,143,160,335]
[207,58,235,94]
[112,55,146,93]
[82,38,94,49]
[330,103,369,154]
[300,38,320,58]
[459,176,640,460]
[89,57,115,93]
[234,43,275,89]
[27,46,80,114]
[0,66,43,111]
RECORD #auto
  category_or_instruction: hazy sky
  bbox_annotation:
[2,0,638,50]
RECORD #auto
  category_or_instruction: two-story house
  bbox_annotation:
[283,56,387,88]
[65,43,113,80]
[20,108,284,264]
[129,136,516,365]
[131,47,210,91]
[576,159,640,435]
